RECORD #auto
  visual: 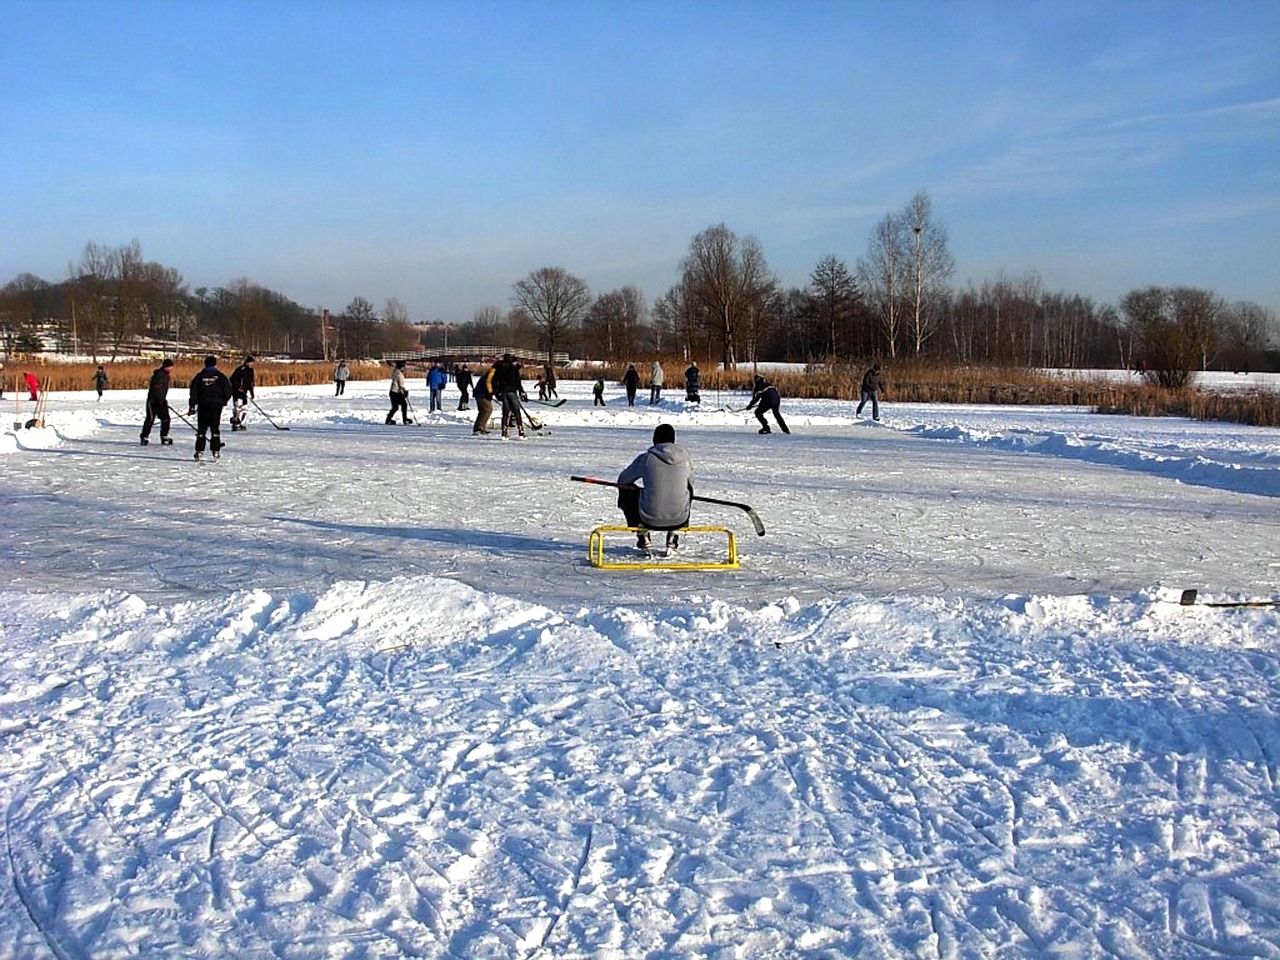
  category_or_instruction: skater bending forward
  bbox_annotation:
[617,423,693,553]
[746,375,790,434]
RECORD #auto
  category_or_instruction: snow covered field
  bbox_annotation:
[2,375,1278,958]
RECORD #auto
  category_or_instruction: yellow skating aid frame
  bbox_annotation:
[588,526,739,570]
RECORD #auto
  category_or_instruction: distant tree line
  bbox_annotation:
[3,192,1276,384]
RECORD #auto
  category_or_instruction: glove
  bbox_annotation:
[187,408,196,416]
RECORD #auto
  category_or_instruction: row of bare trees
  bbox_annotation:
[5,204,1277,380]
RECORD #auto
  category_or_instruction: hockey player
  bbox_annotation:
[617,423,694,554]
[229,356,255,430]
[140,359,175,446]
[187,356,233,460]
[746,375,790,434]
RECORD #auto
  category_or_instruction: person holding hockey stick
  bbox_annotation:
[617,423,693,554]
[187,356,232,460]
[229,356,255,431]
[746,375,790,434]
[386,360,411,424]
[140,358,174,446]
[492,353,527,439]
[856,362,885,421]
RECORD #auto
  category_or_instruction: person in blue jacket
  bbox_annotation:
[427,361,448,412]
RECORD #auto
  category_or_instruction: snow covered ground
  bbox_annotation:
[2,375,1278,958]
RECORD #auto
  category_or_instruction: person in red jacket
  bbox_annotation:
[24,371,39,400]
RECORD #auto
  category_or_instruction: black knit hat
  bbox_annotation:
[653,423,675,445]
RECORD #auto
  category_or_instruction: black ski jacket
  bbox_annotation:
[230,363,255,399]
[492,359,523,395]
[190,366,233,409]
[147,367,171,401]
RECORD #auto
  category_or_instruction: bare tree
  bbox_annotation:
[1121,286,1222,388]
[901,192,954,356]
[586,285,646,360]
[681,224,773,368]
[857,214,906,358]
[512,267,591,363]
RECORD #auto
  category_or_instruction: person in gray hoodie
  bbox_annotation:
[616,423,693,552]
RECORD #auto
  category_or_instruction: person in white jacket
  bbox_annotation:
[617,423,693,552]
[333,359,350,396]
[649,360,665,405]
[385,360,411,424]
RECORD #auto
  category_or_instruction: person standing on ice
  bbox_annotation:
[140,358,174,446]
[187,355,232,460]
[684,361,701,403]
[426,361,448,413]
[746,375,790,434]
[454,364,473,410]
[592,376,606,406]
[649,360,665,405]
[856,363,884,421]
[229,356,255,430]
[333,359,350,396]
[24,371,39,401]
[492,353,527,439]
[386,360,411,424]
[622,363,640,406]
[472,364,494,434]
[617,423,694,554]
[93,365,108,401]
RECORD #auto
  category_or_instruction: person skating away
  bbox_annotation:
[93,365,108,401]
[229,356,255,430]
[856,363,885,421]
[386,360,411,424]
[617,423,693,554]
[543,362,558,399]
[684,361,701,403]
[426,361,448,413]
[140,358,175,446]
[649,360,665,405]
[492,353,527,439]
[187,356,232,460]
[622,363,640,407]
[747,375,790,434]
[592,377,606,406]
[472,364,495,434]
[455,365,473,411]
[24,371,39,401]
[333,359,350,396]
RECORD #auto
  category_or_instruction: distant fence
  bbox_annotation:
[382,346,570,366]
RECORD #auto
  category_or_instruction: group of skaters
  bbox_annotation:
[122,352,886,459]
[137,354,256,459]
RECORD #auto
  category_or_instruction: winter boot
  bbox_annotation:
[758,425,771,434]
[161,437,173,445]
[666,532,680,552]
[636,531,651,553]
[140,437,149,445]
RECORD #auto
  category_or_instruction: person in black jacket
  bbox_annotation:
[856,363,884,421]
[188,356,233,459]
[491,354,527,439]
[229,356,256,430]
[746,375,790,434]
[622,363,640,407]
[454,365,473,411]
[684,362,701,403]
[140,359,175,446]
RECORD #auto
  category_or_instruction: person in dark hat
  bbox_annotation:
[386,360,411,424]
[491,353,526,439]
[746,375,790,435]
[140,358,175,446]
[229,355,256,430]
[187,356,232,460]
[616,422,694,554]
[856,363,885,421]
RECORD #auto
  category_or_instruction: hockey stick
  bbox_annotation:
[516,398,544,430]
[1177,589,1280,609]
[250,397,290,430]
[569,476,766,536]
[167,403,198,432]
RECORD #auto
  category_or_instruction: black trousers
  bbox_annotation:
[617,487,688,531]
[195,405,224,452]
[141,398,170,439]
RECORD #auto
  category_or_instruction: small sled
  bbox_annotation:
[588,525,739,571]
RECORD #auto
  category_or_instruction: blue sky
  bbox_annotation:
[3,0,1277,323]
